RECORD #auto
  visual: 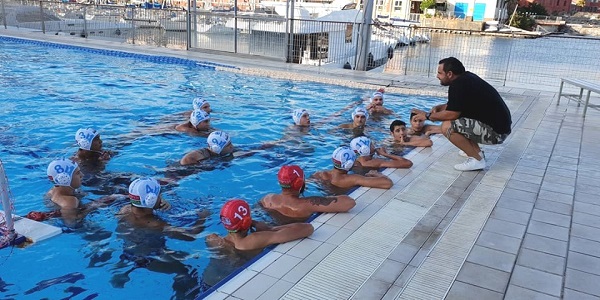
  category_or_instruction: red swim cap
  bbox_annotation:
[277,165,305,192]
[220,199,252,232]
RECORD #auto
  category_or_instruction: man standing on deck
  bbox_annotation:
[412,57,512,171]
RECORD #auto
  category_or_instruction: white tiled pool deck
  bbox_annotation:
[3,29,600,300]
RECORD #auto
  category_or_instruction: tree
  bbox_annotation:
[420,0,436,12]
[510,2,548,30]
[576,0,586,7]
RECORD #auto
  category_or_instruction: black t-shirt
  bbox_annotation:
[446,72,512,134]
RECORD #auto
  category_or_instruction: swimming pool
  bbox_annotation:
[0,36,443,299]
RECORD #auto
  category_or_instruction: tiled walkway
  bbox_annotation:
[3,29,600,299]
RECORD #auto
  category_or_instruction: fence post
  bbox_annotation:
[83,5,88,38]
[131,6,136,45]
[186,0,191,50]
[233,0,238,53]
[40,1,45,34]
[503,36,514,86]
[1,0,7,29]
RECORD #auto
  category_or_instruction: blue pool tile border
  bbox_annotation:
[0,35,239,71]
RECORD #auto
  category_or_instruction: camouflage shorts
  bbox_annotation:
[449,118,508,145]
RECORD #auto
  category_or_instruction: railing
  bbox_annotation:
[2,0,600,87]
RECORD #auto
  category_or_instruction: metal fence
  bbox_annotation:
[2,0,599,87]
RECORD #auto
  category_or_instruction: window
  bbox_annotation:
[394,0,402,11]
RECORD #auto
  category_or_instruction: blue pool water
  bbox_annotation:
[0,36,443,299]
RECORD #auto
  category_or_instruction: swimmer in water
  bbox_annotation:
[292,108,310,127]
[206,199,314,251]
[180,131,235,166]
[259,165,355,221]
[390,119,433,147]
[350,136,413,169]
[407,113,442,137]
[183,97,212,118]
[45,158,121,225]
[365,90,394,115]
[73,127,113,162]
[175,109,212,135]
[113,177,206,298]
[312,146,393,191]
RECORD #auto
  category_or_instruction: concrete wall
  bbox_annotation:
[420,18,485,31]
[568,24,600,36]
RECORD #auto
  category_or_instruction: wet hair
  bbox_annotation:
[389,120,406,132]
[409,112,417,121]
[439,57,465,75]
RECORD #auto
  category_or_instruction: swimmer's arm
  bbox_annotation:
[423,125,442,136]
[235,223,314,251]
[350,172,393,189]
[251,220,273,232]
[302,195,356,213]
[375,147,414,168]
[402,135,433,147]
[180,150,207,165]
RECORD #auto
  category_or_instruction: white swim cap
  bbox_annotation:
[128,177,161,208]
[351,107,369,121]
[292,109,309,125]
[350,136,372,157]
[47,158,78,187]
[207,131,231,154]
[190,109,210,127]
[371,92,384,102]
[75,128,99,150]
[332,146,356,171]
[192,97,210,111]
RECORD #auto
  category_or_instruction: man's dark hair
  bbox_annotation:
[409,112,417,121]
[439,57,465,75]
[389,120,406,132]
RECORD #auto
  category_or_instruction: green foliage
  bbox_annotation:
[420,0,436,11]
[510,14,536,30]
[510,2,548,31]
[518,2,549,15]
[576,0,586,7]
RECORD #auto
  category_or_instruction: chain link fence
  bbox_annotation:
[2,0,599,87]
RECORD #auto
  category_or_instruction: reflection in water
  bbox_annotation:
[112,224,200,300]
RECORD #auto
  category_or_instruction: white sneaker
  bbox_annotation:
[454,157,486,171]
[458,150,485,159]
